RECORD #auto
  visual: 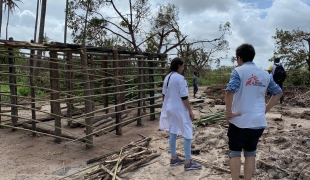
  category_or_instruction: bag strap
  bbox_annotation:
[166,72,174,87]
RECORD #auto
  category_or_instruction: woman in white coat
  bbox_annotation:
[160,57,202,171]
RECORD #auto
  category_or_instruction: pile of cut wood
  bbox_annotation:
[74,136,160,180]
[193,109,226,126]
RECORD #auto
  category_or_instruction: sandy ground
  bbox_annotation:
[0,86,310,180]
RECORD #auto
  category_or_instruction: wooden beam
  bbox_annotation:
[49,50,62,143]
[148,55,155,121]
[113,49,122,135]
[81,44,93,148]
[29,40,36,136]
[8,37,18,127]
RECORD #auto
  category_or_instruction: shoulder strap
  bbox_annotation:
[166,72,174,87]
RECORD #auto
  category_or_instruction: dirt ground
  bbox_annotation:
[0,86,310,180]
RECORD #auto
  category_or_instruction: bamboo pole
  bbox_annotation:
[161,55,166,82]
[8,37,18,127]
[89,54,95,131]
[0,84,1,125]
[148,55,155,121]
[0,123,76,142]
[81,44,93,148]
[102,55,109,114]
[66,52,73,126]
[137,57,143,126]
[113,49,122,135]
[65,112,160,145]
[50,50,62,143]
[30,40,36,136]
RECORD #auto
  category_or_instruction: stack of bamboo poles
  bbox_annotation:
[68,136,160,180]
[193,109,226,126]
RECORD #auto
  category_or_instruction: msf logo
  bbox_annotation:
[246,74,259,86]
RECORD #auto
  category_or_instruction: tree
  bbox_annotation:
[33,0,40,42]
[231,56,237,66]
[4,0,22,40]
[68,0,155,51]
[272,28,310,72]
[67,0,108,46]
[64,0,68,44]
[34,0,46,75]
[189,38,229,76]
[146,3,187,54]
[177,22,231,74]
[0,0,3,37]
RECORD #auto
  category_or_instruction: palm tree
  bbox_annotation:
[64,0,68,44]
[34,0,46,75]
[4,0,23,40]
[37,0,46,45]
[34,0,40,42]
[0,0,3,38]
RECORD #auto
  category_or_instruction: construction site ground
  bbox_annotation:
[0,85,309,180]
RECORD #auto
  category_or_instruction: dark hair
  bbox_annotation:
[194,72,197,75]
[169,57,184,72]
[274,58,280,63]
[236,43,255,62]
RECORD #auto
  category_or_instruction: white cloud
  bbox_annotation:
[2,0,310,70]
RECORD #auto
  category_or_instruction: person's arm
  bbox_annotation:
[225,70,242,122]
[178,78,194,120]
[266,76,283,113]
[182,97,194,120]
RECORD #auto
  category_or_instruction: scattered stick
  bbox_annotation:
[101,164,122,180]
[257,159,290,176]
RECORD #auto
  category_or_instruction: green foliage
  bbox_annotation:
[186,66,233,86]
[285,69,309,86]
[17,86,30,96]
[272,28,310,72]
[0,85,10,101]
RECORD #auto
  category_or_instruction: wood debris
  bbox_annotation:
[75,136,160,180]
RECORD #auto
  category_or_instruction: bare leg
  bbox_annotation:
[230,157,241,180]
[244,156,255,180]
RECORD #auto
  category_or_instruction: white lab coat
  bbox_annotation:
[159,72,193,139]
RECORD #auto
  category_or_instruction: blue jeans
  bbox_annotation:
[169,133,191,160]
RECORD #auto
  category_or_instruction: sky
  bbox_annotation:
[2,0,310,70]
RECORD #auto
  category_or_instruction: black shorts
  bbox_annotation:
[227,123,264,152]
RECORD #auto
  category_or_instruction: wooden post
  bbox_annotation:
[0,84,1,125]
[81,44,93,147]
[66,53,73,125]
[119,58,126,110]
[30,40,37,136]
[161,55,166,81]
[113,50,122,135]
[89,54,95,124]
[148,55,155,120]
[142,59,146,113]
[137,58,143,126]
[49,51,62,143]
[101,56,109,113]
[8,37,18,127]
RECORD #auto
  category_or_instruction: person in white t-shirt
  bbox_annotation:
[159,57,202,171]
[225,44,283,180]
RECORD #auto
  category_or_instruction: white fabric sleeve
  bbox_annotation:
[178,78,188,97]
[162,76,167,95]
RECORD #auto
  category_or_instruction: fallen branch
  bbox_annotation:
[257,159,290,176]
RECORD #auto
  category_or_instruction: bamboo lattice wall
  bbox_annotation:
[0,38,167,147]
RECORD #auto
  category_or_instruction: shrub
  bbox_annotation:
[18,87,31,97]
